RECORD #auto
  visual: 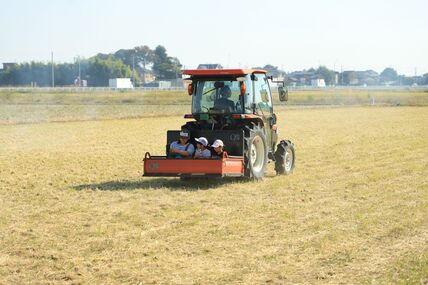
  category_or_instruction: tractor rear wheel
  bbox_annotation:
[244,123,268,179]
[274,140,295,175]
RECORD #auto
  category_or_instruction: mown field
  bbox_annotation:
[0,103,427,284]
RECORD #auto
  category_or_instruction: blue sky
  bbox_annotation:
[1,0,427,75]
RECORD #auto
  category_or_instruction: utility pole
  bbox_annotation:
[132,49,136,85]
[132,52,135,73]
[78,56,81,87]
[51,52,55,88]
[77,56,82,82]
[414,67,417,85]
[74,56,82,87]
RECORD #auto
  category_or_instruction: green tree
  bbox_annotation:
[111,46,155,86]
[0,61,85,87]
[342,71,358,85]
[0,62,50,86]
[380,67,398,83]
[135,45,155,70]
[316,66,335,85]
[152,45,182,80]
[0,44,181,86]
[260,64,284,77]
[54,63,75,86]
[87,56,132,86]
[113,46,155,71]
[113,49,134,67]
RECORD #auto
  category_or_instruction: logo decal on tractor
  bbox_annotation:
[229,134,240,141]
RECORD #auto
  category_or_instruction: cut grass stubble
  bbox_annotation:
[0,106,427,284]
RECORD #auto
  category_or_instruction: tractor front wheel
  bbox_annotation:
[244,123,268,179]
[274,140,295,175]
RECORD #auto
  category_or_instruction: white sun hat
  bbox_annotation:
[179,131,189,138]
[211,139,224,148]
[195,137,208,146]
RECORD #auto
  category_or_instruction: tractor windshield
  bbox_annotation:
[191,76,252,114]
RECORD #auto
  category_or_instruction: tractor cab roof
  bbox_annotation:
[183,69,267,76]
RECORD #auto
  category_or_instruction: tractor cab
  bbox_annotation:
[186,69,282,117]
[190,75,251,115]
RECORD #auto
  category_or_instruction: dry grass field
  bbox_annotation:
[0,90,189,124]
[0,105,427,284]
[0,88,427,124]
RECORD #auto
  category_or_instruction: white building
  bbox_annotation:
[109,78,133,89]
[269,76,285,87]
[311,78,326,88]
[158,81,172,89]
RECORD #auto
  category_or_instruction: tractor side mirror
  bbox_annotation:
[278,86,288,102]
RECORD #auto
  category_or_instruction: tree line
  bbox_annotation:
[0,45,182,87]
[1,50,427,87]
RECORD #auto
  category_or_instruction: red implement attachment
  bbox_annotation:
[143,152,244,178]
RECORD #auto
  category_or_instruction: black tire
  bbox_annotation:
[274,140,295,175]
[244,123,268,180]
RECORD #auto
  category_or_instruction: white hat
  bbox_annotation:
[195,137,208,146]
[179,131,189,138]
[211,139,224,148]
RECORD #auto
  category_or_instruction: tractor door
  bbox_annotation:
[252,73,276,151]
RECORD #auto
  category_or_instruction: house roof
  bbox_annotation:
[197,64,223,69]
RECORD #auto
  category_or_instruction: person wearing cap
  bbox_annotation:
[214,85,235,112]
[210,139,226,158]
[168,131,195,159]
[194,137,211,159]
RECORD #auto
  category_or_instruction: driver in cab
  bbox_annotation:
[214,85,235,112]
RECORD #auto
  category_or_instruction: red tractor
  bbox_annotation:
[144,68,295,179]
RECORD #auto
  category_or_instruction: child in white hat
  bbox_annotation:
[210,139,225,158]
[194,137,211,158]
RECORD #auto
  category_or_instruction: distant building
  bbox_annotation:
[143,80,172,88]
[288,71,316,86]
[109,78,133,89]
[333,72,339,85]
[1,62,17,71]
[342,71,359,85]
[356,70,379,86]
[340,70,380,86]
[142,72,155,84]
[270,76,286,87]
[311,78,326,87]
[158,81,172,89]
[197,64,223,69]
